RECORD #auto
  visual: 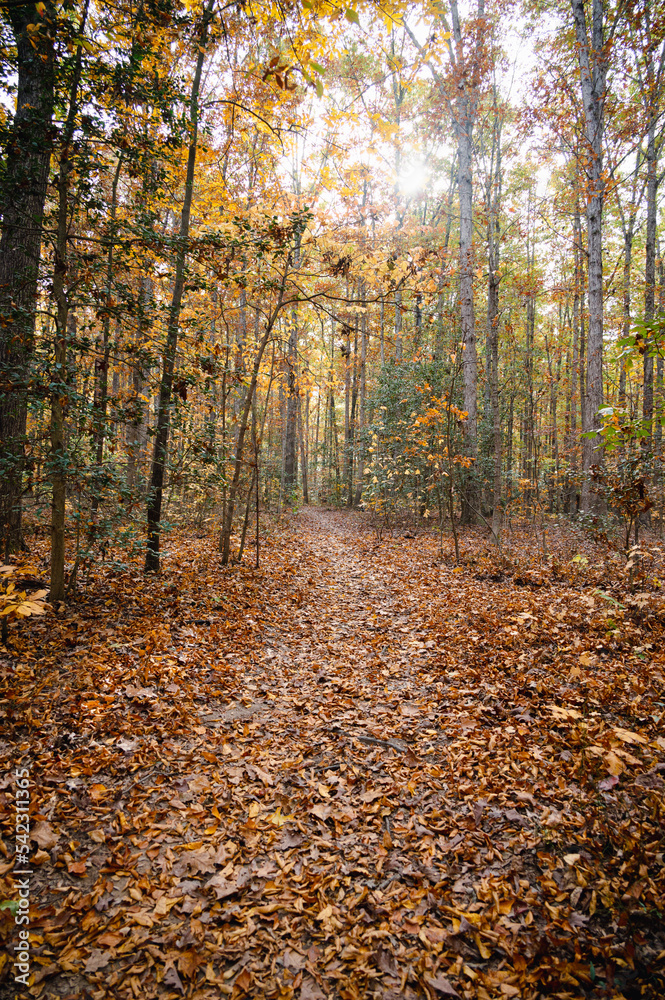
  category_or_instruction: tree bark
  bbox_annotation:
[394,289,403,361]
[298,394,309,505]
[0,0,56,555]
[354,283,367,507]
[283,307,298,498]
[571,0,607,509]
[92,156,123,508]
[145,0,214,572]
[657,245,664,450]
[50,16,88,602]
[643,112,657,449]
[220,282,288,565]
[487,105,502,544]
[451,0,484,522]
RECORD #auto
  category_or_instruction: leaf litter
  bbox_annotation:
[1,508,664,999]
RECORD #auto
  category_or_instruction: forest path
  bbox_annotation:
[3,509,665,999]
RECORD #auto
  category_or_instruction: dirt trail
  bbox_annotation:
[2,509,664,1000]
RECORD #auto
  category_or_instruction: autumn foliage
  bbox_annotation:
[1,0,665,996]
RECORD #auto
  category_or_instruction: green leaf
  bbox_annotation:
[315,79,324,98]
[309,60,325,75]
[345,7,360,24]
[0,900,19,915]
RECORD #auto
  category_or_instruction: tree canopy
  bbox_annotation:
[0,0,664,577]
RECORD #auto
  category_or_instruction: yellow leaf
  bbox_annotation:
[474,933,491,959]
[153,895,176,917]
[613,726,648,745]
[317,783,330,798]
[612,747,641,765]
[268,806,294,827]
[248,802,260,818]
[548,704,583,721]
[605,751,624,776]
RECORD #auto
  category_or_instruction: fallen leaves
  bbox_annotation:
[29,820,58,850]
[1,510,664,999]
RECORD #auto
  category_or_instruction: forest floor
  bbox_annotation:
[1,507,665,1000]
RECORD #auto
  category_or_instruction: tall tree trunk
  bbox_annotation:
[545,329,559,511]
[620,226,633,413]
[354,286,367,507]
[283,306,298,498]
[488,147,502,543]
[451,0,484,522]
[643,114,657,450]
[571,0,607,509]
[506,391,514,495]
[92,156,123,504]
[50,20,88,602]
[342,328,352,503]
[348,316,359,507]
[0,0,55,555]
[298,395,309,505]
[145,0,214,572]
[458,111,477,455]
[657,245,664,450]
[571,201,582,445]
[404,5,483,502]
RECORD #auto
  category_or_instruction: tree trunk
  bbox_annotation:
[219,283,288,564]
[145,0,214,572]
[571,0,607,509]
[620,227,633,413]
[50,21,88,602]
[354,287,367,507]
[343,329,352,503]
[486,96,503,543]
[451,0,484,522]
[92,156,123,508]
[298,394,309,505]
[643,112,657,449]
[0,0,56,555]
[654,242,665,451]
[394,289,403,361]
[283,306,298,498]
